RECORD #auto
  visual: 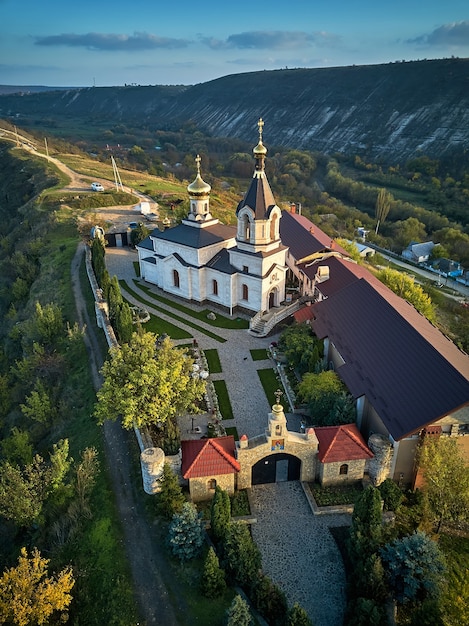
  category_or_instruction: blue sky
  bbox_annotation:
[1,0,468,86]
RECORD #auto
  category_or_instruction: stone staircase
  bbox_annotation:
[249,300,302,337]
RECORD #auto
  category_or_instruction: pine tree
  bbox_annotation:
[115,302,133,344]
[201,547,226,598]
[210,486,231,544]
[222,521,261,588]
[157,463,185,519]
[348,485,382,566]
[226,594,252,626]
[251,572,287,626]
[287,602,314,626]
[167,502,205,561]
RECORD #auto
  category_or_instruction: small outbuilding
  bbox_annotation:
[315,423,374,486]
[181,436,240,502]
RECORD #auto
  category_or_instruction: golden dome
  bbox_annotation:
[253,118,267,156]
[187,155,211,196]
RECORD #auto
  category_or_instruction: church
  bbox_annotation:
[136,120,287,316]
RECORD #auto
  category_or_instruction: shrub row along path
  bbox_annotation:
[105,247,350,626]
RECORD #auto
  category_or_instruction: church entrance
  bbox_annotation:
[268,290,275,310]
[251,453,301,485]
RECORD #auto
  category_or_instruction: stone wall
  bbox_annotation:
[189,473,236,502]
[319,459,367,486]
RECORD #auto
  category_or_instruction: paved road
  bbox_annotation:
[250,482,348,626]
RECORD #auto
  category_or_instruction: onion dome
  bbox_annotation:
[187,155,211,196]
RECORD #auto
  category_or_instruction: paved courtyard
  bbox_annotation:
[250,482,348,626]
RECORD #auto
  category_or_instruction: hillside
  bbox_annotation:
[1,58,468,163]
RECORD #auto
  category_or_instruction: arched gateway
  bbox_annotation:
[252,452,301,484]
[236,397,318,490]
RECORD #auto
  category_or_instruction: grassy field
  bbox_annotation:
[250,348,269,361]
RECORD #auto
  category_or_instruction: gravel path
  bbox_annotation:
[250,482,349,626]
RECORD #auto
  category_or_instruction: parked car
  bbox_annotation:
[91,182,104,192]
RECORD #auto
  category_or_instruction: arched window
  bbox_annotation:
[241,215,250,241]
[339,464,348,475]
[208,478,217,490]
[275,424,282,435]
[242,284,249,301]
[173,269,180,288]
[270,213,278,241]
[212,279,218,295]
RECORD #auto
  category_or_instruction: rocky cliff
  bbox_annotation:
[1,58,468,163]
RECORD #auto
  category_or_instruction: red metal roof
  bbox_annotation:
[181,436,240,479]
[293,306,314,323]
[315,424,374,463]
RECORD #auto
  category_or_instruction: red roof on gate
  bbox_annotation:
[315,424,374,463]
[181,436,240,479]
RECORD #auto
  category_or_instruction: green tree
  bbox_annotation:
[381,531,446,605]
[278,324,323,375]
[417,436,469,532]
[74,447,99,513]
[378,478,404,512]
[91,236,106,285]
[210,486,231,544]
[297,370,346,425]
[226,594,252,626]
[348,486,383,566]
[0,428,33,465]
[251,572,288,625]
[167,502,205,561]
[115,301,134,344]
[375,187,392,235]
[346,597,385,626]
[0,547,74,626]
[391,216,427,249]
[107,275,123,322]
[157,463,185,519]
[130,223,150,247]
[377,267,436,322]
[201,547,226,598]
[0,456,49,526]
[20,379,55,424]
[94,332,205,429]
[287,602,314,626]
[222,521,262,588]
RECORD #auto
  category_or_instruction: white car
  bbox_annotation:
[91,182,104,192]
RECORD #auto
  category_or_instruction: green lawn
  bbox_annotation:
[204,348,222,373]
[212,379,234,419]
[224,426,239,441]
[137,281,249,329]
[257,368,282,406]
[119,280,226,342]
[250,348,269,361]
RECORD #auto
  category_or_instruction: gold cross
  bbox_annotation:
[274,388,283,404]
[195,154,201,174]
[258,118,264,141]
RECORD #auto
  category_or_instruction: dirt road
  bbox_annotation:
[71,243,182,625]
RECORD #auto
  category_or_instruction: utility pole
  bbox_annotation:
[44,137,49,158]
[111,156,124,192]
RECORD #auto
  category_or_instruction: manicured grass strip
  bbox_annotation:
[143,313,192,339]
[204,348,222,373]
[224,426,239,441]
[250,348,269,361]
[137,281,249,329]
[119,280,226,343]
[257,367,282,406]
[212,379,234,419]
